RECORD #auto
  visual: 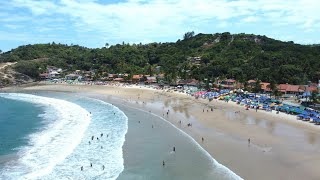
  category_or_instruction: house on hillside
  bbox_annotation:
[188,57,201,66]
[46,66,62,79]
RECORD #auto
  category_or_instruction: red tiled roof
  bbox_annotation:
[114,78,124,81]
[306,86,317,92]
[278,84,289,91]
[286,85,300,92]
[132,74,142,79]
[278,84,304,93]
[225,79,236,83]
[39,73,48,77]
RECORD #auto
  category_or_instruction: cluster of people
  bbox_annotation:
[81,132,107,172]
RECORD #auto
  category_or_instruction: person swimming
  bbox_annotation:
[90,163,92,167]
[162,161,165,167]
[101,133,103,137]
[81,166,83,171]
[102,165,105,170]
[91,136,94,140]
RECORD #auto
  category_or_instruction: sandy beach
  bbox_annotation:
[4,83,320,180]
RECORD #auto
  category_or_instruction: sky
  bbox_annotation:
[0,0,320,52]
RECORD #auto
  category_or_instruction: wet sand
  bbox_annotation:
[5,83,320,180]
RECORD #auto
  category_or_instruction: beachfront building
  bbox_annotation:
[177,79,199,89]
[132,74,143,83]
[260,82,271,93]
[39,73,49,80]
[145,76,157,84]
[113,78,124,82]
[219,79,237,90]
[65,74,82,81]
[107,74,117,81]
[278,84,305,95]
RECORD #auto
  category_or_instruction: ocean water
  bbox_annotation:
[0,93,127,180]
[0,97,43,156]
[0,92,242,180]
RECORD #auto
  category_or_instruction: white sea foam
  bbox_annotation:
[42,97,128,180]
[0,93,128,180]
[0,93,91,179]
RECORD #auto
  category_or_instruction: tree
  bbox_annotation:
[0,49,2,54]
[105,43,109,48]
[252,79,262,97]
[183,31,195,40]
[267,81,277,98]
[311,91,319,104]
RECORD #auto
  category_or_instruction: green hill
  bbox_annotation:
[0,32,319,84]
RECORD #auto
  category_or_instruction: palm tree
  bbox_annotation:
[252,79,262,97]
[267,81,277,98]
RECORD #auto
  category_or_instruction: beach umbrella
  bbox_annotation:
[302,92,311,97]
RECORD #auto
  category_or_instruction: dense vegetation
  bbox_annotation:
[0,32,319,84]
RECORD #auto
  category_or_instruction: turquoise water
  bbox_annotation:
[0,97,43,156]
[0,92,241,180]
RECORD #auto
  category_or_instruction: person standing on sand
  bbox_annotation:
[248,138,251,145]
[202,137,204,142]
[173,146,176,152]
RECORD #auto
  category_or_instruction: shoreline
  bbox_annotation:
[3,83,320,180]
